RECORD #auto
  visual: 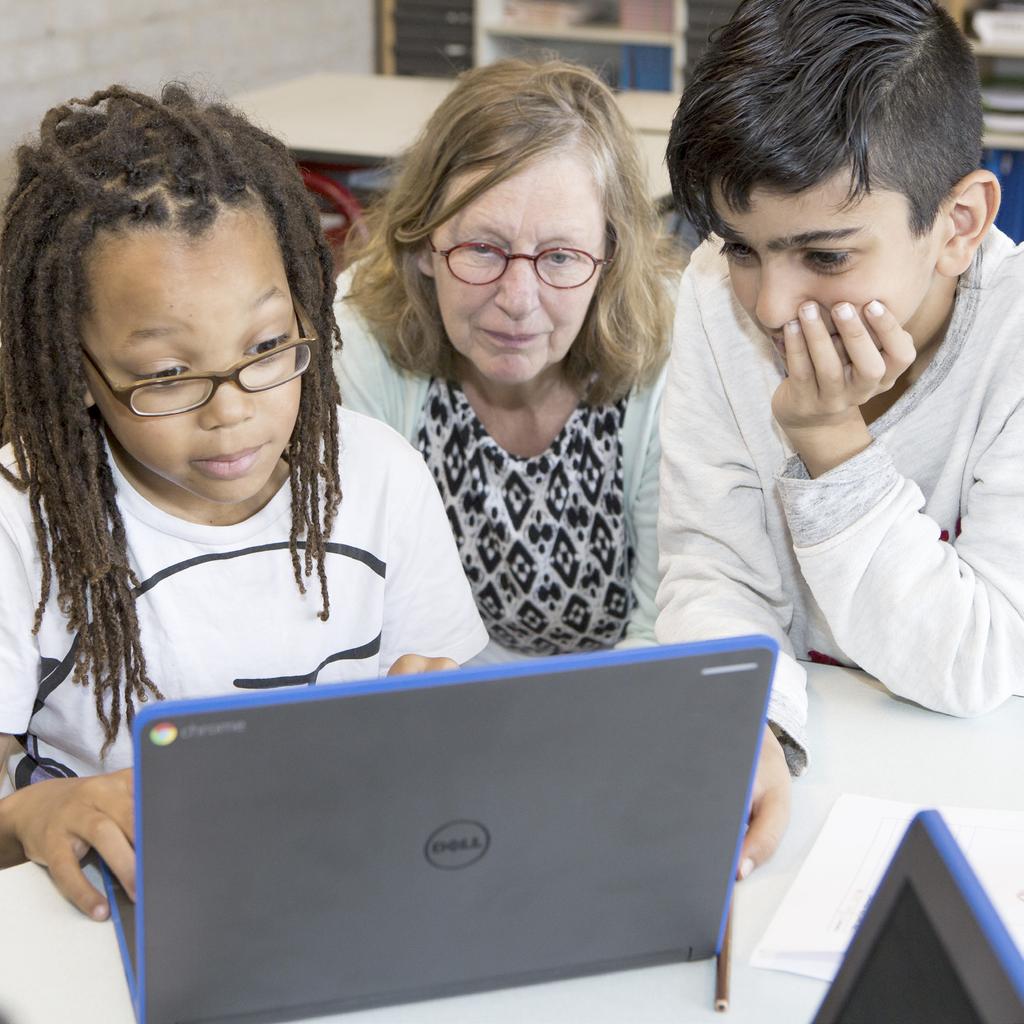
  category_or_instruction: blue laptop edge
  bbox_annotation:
[105,634,777,1023]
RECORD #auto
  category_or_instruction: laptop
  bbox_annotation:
[103,635,777,1024]
[813,809,1024,1024]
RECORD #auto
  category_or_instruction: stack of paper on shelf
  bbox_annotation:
[982,81,1024,133]
[973,3,1024,46]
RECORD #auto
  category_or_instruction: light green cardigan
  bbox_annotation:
[333,268,665,661]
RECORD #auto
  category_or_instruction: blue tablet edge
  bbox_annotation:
[917,809,1024,1003]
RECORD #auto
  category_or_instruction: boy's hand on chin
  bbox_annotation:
[388,654,459,676]
[772,299,915,477]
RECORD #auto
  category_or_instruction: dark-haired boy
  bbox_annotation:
[657,0,1023,873]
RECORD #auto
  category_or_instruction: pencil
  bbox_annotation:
[714,903,733,1012]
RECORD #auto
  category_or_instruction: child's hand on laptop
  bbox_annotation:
[387,655,459,676]
[2,768,135,920]
[771,299,916,476]
[737,726,791,880]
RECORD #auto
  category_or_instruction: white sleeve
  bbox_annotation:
[655,268,808,769]
[377,442,489,671]
[778,403,1024,716]
[0,502,42,735]
[616,392,660,649]
[333,272,426,442]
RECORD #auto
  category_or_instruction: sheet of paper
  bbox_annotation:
[751,793,1024,981]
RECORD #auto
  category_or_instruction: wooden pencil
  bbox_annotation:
[715,903,733,1012]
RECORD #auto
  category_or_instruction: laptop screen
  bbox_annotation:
[122,638,777,1023]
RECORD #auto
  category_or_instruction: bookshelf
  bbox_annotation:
[473,0,686,91]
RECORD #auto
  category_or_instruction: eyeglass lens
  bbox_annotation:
[446,243,597,288]
[129,343,312,415]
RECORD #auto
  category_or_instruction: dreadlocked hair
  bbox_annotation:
[0,83,341,754]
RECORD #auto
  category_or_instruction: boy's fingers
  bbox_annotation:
[832,303,886,382]
[26,772,137,917]
[798,302,846,390]
[47,843,110,920]
[105,769,135,839]
[740,784,790,875]
[387,654,458,676]
[864,299,915,383]
[738,728,792,878]
[87,816,137,902]
[782,318,815,383]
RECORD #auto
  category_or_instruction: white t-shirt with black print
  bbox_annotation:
[0,407,488,783]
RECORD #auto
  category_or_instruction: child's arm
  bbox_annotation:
[0,754,135,920]
[656,267,806,876]
[772,302,1024,715]
[372,423,489,671]
[656,267,809,763]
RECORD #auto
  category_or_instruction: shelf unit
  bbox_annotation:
[377,0,473,77]
[473,0,686,92]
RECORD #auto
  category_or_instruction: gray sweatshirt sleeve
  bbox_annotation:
[656,265,808,772]
[776,405,1024,715]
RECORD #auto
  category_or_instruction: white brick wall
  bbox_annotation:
[0,0,374,198]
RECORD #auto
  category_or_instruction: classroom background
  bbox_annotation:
[2,0,1022,241]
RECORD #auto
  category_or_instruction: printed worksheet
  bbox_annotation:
[751,794,1024,981]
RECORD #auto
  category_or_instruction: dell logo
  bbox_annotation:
[424,820,490,870]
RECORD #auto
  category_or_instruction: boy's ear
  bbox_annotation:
[935,169,1000,278]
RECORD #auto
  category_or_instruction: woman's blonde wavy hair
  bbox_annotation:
[345,58,679,406]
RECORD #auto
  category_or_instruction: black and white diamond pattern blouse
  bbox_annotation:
[417,378,635,656]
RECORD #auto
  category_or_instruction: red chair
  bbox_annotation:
[299,165,366,271]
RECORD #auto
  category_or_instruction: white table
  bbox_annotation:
[231,71,674,200]
[1,665,1020,1024]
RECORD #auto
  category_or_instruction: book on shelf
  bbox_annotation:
[983,147,1024,242]
[982,81,1024,111]
[619,43,672,89]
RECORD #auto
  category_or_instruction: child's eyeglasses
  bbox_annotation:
[80,299,319,417]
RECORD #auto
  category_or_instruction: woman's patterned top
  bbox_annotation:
[417,378,635,656]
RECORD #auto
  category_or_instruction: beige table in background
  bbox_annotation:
[231,72,675,200]
[1,664,1021,1024]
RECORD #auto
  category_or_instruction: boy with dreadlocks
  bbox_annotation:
[0,84,487,919]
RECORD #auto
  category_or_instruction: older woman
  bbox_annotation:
[334,59,678,663]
